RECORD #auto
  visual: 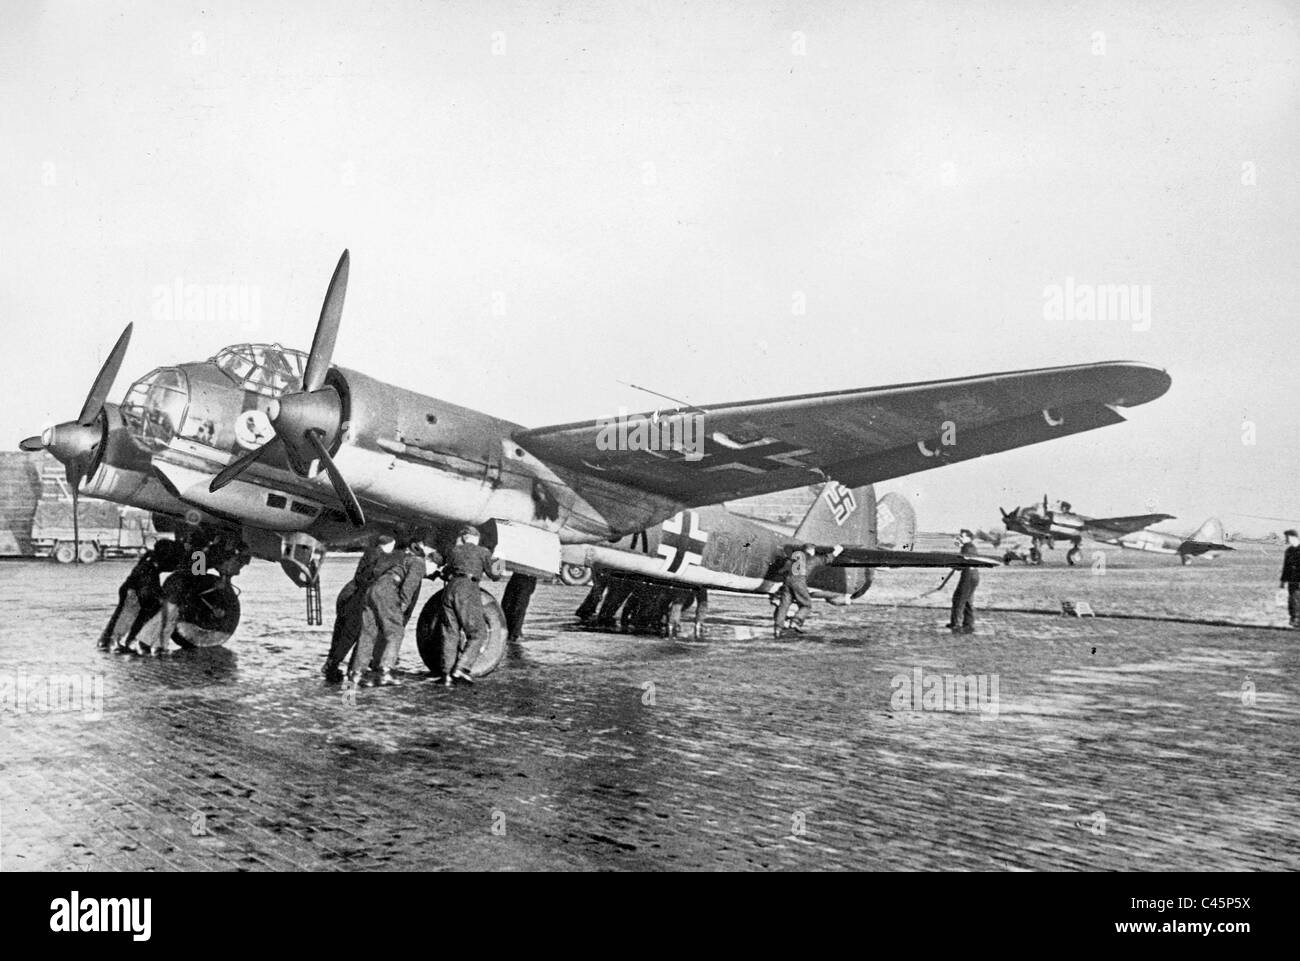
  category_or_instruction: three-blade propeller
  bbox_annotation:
[208,250,365,527]
[18,323,134,562]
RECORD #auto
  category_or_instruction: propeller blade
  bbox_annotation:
[304,429,365,527]
[78,324,133,426]
[302,250,349,392]
[19,435,45,452]
[209,438,277,493]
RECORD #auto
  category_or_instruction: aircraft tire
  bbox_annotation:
[559,563,593,587]
[415,587,508,678]
[1066,547,1082,566]
[1028,547,1042,565]
[170,574,241,648]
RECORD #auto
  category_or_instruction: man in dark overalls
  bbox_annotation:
[595,576,635,628]
[501,572,536,643]
[148,535,250,656]
[1280,529,1300,629]
[101,538,184,652]
[575,570,609,623]
[774,542,843,637]
[439,525,502,684]
[349,533,436,687]
[323,534,395,682]
[948,529,981,634]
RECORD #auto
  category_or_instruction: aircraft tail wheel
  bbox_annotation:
[78,542,101,564]
[1066,547,1081,566]
[53,541,77,564]
[416,587,508,678]
[171,574,241,648]
[559,563,593,587]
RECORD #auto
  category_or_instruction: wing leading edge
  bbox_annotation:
[516,361,1170,507]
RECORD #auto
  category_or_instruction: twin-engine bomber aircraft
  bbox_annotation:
[999,497,1230,565]
[19,250,1171,674]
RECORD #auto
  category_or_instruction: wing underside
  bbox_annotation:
[1086,513,1177,536]
[516,361,1170,507]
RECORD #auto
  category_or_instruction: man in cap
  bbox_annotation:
[947,528,981,634]
[438,525,502,684]
[773,542,843,637]
[322,533,396,682]
[350,531,439,687]
[1280,529,1300,628]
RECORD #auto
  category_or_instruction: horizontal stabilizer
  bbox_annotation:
[831,547,999,569]
[1188,516,1228,547]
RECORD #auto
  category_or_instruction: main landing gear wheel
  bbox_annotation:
[1066,546,1082,566]
[415,586,508,678]
[171,574,242,649]
[1028,546,1043,565]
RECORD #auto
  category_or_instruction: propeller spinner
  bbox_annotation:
[18,323,134,561]
[209,250,365,527]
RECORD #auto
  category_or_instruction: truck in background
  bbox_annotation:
[0,452,157,562]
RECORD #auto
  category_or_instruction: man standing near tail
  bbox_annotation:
[774,542,843,637]
[948,529,981,634]
[1280,529,1300,629]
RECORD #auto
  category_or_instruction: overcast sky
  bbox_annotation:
[2,0,1296,536]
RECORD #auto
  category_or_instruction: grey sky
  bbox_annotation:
[2,0,1296,535]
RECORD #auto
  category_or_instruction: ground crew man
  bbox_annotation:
[575,570,609,623]
[349,533,437,687]
[501,572,537,642]
[595,576,635,628]
[1280,529,1300,629]
[439,525,502,684]
[948,529,981,634]
[101,538,184,652]
[147,536,251,656]
[323,534,396,682]
[774,542,843,637]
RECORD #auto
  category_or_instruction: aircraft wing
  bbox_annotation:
[1084,513,1176,537]
[831,547,1001,569]
[515,361,1170,507]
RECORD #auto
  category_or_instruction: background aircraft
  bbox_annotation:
[17,250,1171,673]
[996,497,1228,565]
[1093,516,1233,565]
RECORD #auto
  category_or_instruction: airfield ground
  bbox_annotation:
[0,548,1296,871]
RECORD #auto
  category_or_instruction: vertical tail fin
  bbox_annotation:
[796,482,901,598]
[794,481,877,546]
[1189,517,1227,546]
